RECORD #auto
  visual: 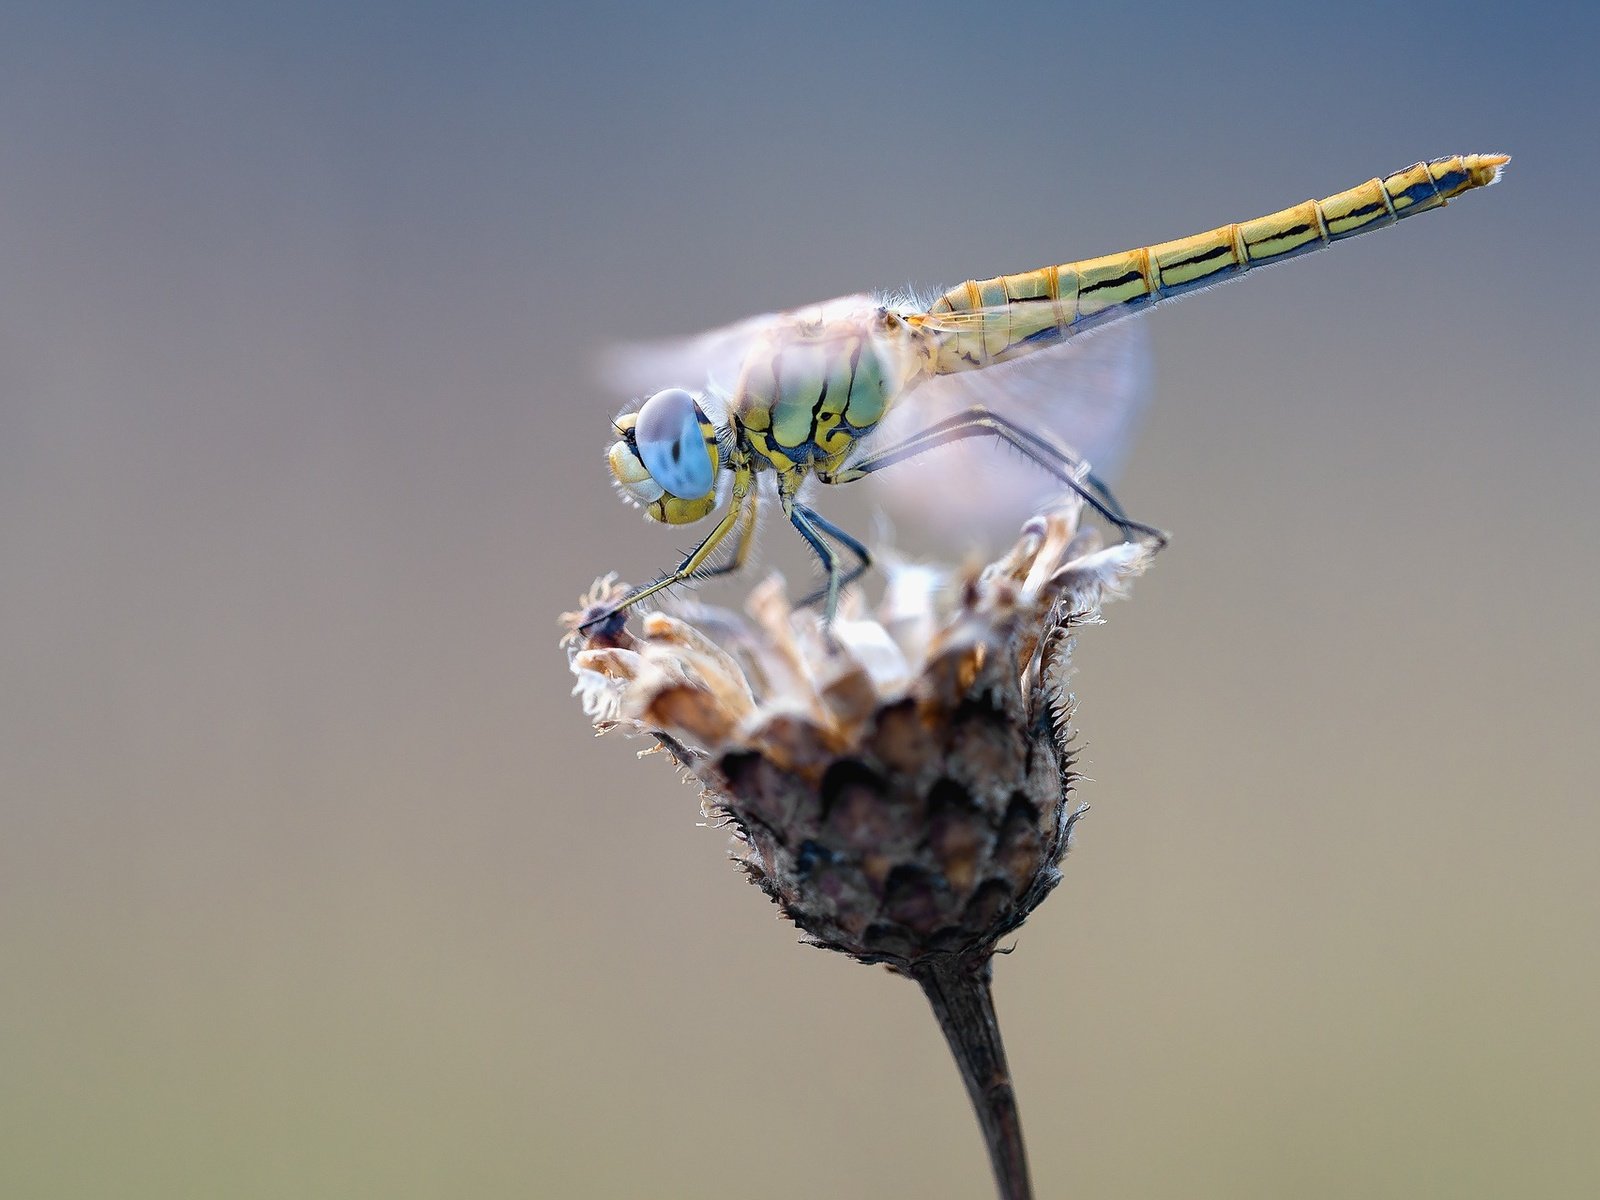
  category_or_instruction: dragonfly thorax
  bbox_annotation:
[732,309,925,476]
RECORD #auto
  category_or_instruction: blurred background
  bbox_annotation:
[3,3,1597,1196]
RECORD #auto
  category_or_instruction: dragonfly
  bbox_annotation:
[586,153,1508,630]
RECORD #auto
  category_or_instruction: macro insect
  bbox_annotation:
[587,153,1508,630]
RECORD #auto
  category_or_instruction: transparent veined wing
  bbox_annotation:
[599,293,885,419]
[599,311,780,424]
[860,317,1152,545]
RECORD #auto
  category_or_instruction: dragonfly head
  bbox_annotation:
[607,388,720,524]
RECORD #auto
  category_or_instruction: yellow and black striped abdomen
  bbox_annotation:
[925,153,1508,372]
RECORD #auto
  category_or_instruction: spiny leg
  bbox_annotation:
[1084,469,1131,526]
[821,406,1168,548]
[789,503,872,613]
[580,482,754,632]
[685,484,760,583]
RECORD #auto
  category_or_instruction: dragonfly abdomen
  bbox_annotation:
[924,153,1508,372]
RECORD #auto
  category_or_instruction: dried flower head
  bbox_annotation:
[561,499,1155,973]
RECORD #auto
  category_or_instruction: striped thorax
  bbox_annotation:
[732,304,926,477]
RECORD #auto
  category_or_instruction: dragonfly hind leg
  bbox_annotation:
[820,406,1169,550]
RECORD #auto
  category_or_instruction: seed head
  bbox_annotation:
[561,501,1156,974]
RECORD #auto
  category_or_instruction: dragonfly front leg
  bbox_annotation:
[580,481,755,632]
[820,406,1168,549]
[682,483,760,583]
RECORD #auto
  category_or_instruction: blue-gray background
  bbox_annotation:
[4,3,1597,1196]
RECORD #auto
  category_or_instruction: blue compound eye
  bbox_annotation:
[635,388,714,500]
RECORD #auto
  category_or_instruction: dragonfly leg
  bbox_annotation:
[821,406,1168,549]
[580,482,754,631]
[1083,468,1132,526]
[788,502,872,617]
[684,484,760,583]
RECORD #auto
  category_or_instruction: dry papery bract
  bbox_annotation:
[563,502,1155,973]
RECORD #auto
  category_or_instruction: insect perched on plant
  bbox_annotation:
[586,154,1508,630]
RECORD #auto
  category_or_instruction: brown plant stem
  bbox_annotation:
[912,955,1032,1200]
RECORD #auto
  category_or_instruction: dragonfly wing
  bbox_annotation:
[599,310,785,422]
[859,318,1153,544]
[599,294,885,419]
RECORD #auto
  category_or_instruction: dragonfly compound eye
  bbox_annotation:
[606,413,664,506]
[634,388,715,501]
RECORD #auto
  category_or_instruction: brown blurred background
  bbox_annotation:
[3,4,1597,1197]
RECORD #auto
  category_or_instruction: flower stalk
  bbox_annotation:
[914,955,1031,1200]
